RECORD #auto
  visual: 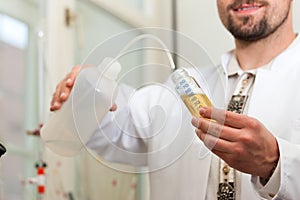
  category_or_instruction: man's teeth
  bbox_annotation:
[237,6,259,11]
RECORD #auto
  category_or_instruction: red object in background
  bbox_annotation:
[37,166,46,193]
[26,123,43,136]
[28,161,47,194]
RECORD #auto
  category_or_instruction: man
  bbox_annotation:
[50,0,299,199]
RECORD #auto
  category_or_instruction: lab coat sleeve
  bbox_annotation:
[251,159,281,199]
[86,83,149,166]
[251,137,300,199]
[85,76,190,168]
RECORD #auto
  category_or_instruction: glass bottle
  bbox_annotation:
[171,68,212,116]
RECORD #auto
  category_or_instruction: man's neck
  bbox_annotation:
[234,18,296,71]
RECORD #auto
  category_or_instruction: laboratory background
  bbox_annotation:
[0,0,299,200]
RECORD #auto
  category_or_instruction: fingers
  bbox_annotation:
[191,117,237,142]
[195,128,234,153]
[199,107,248,129]
[50,83,63,111]
[109,104,117,112]
[66,65,82,87]
[50,65,82,111]
[192,117,221,138]
[50,86,65,111]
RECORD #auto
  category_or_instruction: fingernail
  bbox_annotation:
[66,78,72,84]
[199,107,207,115]
[60,92,66,98]
[53,102,60,107]
[191,117,199,126]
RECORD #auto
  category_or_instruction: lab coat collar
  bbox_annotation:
[226,54,258,76]
[220,33,300,73]
[221,50,234,76]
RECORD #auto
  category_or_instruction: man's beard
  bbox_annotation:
[228,15,269,41]
[227,8,290,42]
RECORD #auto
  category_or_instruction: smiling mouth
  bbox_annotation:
[232,3,264,13]
[235,5,260,11]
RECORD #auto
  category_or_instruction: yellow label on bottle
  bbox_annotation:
[181,94,212,116]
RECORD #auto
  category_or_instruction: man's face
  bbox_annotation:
[217,0,292,41]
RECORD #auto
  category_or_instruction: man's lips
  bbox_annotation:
[233,4,263,13]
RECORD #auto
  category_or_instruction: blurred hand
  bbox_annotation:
[50,65,117,112]
[191,107,279,178]
[50,65,82,111]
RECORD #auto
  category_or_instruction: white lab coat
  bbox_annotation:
[87,36,300,200]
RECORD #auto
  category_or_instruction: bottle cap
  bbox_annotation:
[171,68,188,83]
[98,57,121,80]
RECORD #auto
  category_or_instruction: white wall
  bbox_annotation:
[177,0,300,65]
[293,1,300,32]
[177,0,234,65]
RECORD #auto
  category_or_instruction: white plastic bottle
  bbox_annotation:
[41,58,121,156]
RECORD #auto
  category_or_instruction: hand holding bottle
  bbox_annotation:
[50,65,117,112]
[50,65,82,111]
[42,58,121,156]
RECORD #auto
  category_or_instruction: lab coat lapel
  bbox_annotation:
[247,59,300,140]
